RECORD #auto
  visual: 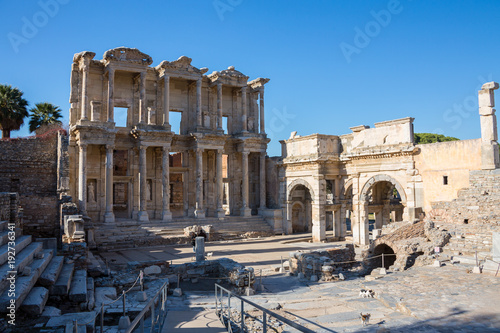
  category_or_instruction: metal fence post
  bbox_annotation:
[263,312,267,333]
[240,299,245,330]
[228,292,231,323]
[382,253,385,268]
[151,302,155,329]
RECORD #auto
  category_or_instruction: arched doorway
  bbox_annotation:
[373,243,396,269]
[288,183,313,234]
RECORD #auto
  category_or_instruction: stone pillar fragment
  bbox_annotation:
[104,145,115,223]
[478,81,500,170]
[78,144,87,215]
[139,71,147,124]
[340,200,347,239]
[259,88,265,134]
[80,59,90,120]
[359,200,370,245]
[242,86,248,132]
[162,147,172,221]
[217,83,223,130]
[215,149,225,218]
[107,67,115,122]
[163,75,170,126]
[195,237,205,262]
[240,151,251,217]
[138,146,149,221]
[195,148,205,218]
[259,152,266,212]
[196,79,202,128]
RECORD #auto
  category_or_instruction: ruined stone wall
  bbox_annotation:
[0,131,67,237]
[415,139,482,212]
[0,193,11,222]
[430,169,500,256]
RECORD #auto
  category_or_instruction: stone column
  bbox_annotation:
[359,199,370,245]
[240,151,251,216]
[195,148,205,218]
[138,146,149,221]
[259,152,266,212]
[78,143,87,215]
[217,83,223,130]
[162,147,172,221]
[340,200,347,240]
[334,209,342,240]
[479,81,500,169]
[259,88,265,134]
[215,149,225,218]
[163,75,170,126]
[139,71,147,124]
[104,145,115,223]
[311,202,325,242]
[241,86,248,132]
[107,67,115,122]
[196,78,202,128]
[80,59,90,120]
[382,199,391,226]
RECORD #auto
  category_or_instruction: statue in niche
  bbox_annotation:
[147,181,152,201]
[88,181,95,203]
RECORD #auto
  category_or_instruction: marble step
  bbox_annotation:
[69,269,88,303]
[51,263,74,296]
[0,249,53,311]
[39,256,64,287]
[0,235,32,266]
[20,286,49,315]
[0,242,43,295]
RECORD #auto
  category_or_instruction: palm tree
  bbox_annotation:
[28,102,63,133]
[0,84,29,138]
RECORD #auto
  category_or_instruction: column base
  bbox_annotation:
[137,211,149,222]
[162,211,172,221]
[195,209,205,219]
[103,212,115,223]
[240,207,252,217]
[258,208,267,216]
[215,209,225,218]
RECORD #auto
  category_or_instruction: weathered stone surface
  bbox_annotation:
[69,270,87,303]
[52,263,74,296]
[144,265,161,275]
[20,286,49,315]
[39,256,64,287]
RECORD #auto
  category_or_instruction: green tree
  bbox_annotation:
[0,84,29,138]
[414,133,459,144]
[28,102,63,133]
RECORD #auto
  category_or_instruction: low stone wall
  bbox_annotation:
[288,244,355,280]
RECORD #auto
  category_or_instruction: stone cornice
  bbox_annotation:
[103,47,152,66]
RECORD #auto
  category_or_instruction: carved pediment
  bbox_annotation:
[157,56,208,75]
[103,47,153,66]
[208,66,249,86]
[73,51,96,63]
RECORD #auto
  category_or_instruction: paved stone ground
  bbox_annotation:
[101,235,500,332]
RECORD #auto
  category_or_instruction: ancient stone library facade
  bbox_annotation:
[1,47,498,250]
[68,47,269,223]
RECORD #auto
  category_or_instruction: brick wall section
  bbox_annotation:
[0,192,21,228]
[0,130,68,237]
[430,169,500,256]
[0,193,11,222]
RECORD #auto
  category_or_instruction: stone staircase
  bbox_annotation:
[0,220,88,317]
[93,215,274,250]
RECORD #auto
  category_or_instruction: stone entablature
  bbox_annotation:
[68,47,270,223]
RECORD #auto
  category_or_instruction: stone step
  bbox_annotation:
[69,270,88,303]
[20,286,49,315]
[39,256,64,287]
[0,242,43,295]
[51,263,74,296]
[0,249,53,312]
[0,221,9,232]
[0,235,32,266]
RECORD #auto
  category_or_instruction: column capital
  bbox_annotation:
[163,74,170,81]
[162,146,170,153]
[78,142,88,149]
[217,148,224,154]
[241,150,250,156]
[195,147,204,154]
[139,145,148,151]
[105,144,114,151]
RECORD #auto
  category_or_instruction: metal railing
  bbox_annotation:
[215,283,315,333]
[125,280,169,333]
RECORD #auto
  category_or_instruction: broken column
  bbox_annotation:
[478,81,500,170]
[195,236,205,262]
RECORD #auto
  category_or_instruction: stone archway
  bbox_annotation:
[355,174,407,245]
[287,180,314,235]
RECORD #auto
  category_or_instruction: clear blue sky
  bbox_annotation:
[1,0,499,156]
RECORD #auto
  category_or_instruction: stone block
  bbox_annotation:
[472,266,482,274]
[173,288,182,297]
[493,232,500,261]
[144,265,161,275]
[21,287,49,315]
[69,270,87,303]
